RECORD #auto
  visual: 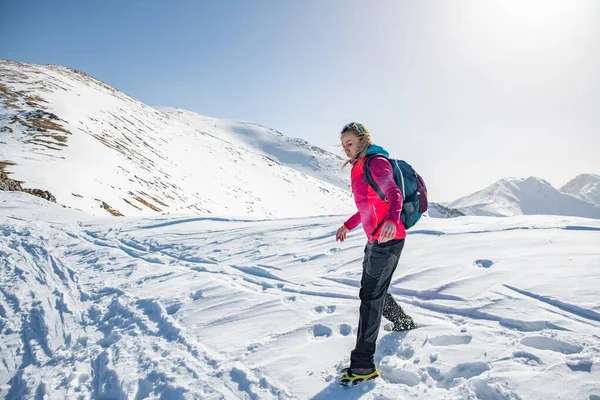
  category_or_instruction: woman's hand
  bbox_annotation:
[336,225,349,242]
[378,222,396,243]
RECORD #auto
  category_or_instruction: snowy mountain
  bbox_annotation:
[560,173,600,206]
[157,107,349,190]
[2,191,599,399]
[0,59,352,218]
[448,176,600,219]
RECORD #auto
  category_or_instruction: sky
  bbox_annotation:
[1,0,599,201]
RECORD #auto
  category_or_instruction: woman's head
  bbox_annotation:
[340,122,372,160]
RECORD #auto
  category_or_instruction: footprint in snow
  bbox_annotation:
[474,259,494,268]
[314,305,336,314]
[311,324,333,339]
[165,302,182,315]
[190,290,203,300]
[378,364,420,387]
[429,335,472,346]
[247,343,262,352]
[447,315,467,326]
[520,336,582,354]
[512,350,542,366]
[338,324,352,336]
[283,296,297,303]
[471,380,521,399]
[396,343,415,360]
[427,361,490,389]
[566,357,593,372]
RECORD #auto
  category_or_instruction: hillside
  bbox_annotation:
[0,60,353,218]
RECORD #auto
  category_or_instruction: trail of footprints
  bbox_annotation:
[162,273,592,394]
[310,311,591,397]
[310,305,353,338]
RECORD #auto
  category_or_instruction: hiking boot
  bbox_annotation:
[338,367,379,386]
[387,316,417,331]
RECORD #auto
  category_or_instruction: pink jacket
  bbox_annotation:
[344,156,406,243]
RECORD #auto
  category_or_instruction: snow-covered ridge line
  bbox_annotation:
[0,59,354,218]
[449,176,600,218]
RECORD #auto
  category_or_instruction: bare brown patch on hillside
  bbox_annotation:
[1,64,72,151]
[100,201,123,216]
[129,191,162,212]
[123,198,143,211]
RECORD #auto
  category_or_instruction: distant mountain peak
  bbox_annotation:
[561,173,600,206]
[449,175,600,219]
[500,176,553,187]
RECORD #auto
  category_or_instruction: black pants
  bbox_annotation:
[350,238,406,369]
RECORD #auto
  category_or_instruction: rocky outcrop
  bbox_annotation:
[23,188,56,202]
[0,169,56,203]
[427,202,465,218]
[0,170,22,191]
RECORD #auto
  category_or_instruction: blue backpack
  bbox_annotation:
[364,155,428,229]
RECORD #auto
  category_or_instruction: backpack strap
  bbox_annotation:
[394,159,406,198]
[364,155,388,202]
[364,155,391,237]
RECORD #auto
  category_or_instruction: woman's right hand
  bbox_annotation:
[336,225,349,242]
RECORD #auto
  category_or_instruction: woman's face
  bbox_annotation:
[341,131,360,159]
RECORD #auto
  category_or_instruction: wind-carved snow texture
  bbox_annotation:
[1,192,600,399]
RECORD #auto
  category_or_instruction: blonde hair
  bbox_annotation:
[341,125,373,167]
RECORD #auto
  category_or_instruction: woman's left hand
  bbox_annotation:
[378,222,396,243]
[336,225,349,242]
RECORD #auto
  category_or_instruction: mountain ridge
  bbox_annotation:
[449,176,600,219]
[0,59,354,218]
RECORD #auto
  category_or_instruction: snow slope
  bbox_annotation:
[2,191,599,399]
[561,174,600,206]
[0,59,352,218]
[156,107,349,191]
[449,177,600,219]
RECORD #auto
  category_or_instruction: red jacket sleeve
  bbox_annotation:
[344,211,361,230]
[370,157,403,228]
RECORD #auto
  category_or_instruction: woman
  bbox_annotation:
[335,122,416,386]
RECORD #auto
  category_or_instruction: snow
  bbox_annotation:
[561,174,600,206]
[2,191,599,399]
[0,60,352,219]
[156,107,349,191]
[449,177,600,219]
